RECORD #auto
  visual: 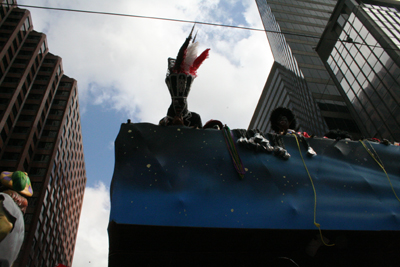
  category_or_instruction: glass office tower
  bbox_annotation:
[316,0,400,142]
[0,1,87,266]
[250,0,361,137]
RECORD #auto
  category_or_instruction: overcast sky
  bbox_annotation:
[17,0,273,266]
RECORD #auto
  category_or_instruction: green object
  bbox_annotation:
[11,171,27,191]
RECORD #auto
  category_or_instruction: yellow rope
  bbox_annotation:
[292,134,334,247]
[359,140,400,202]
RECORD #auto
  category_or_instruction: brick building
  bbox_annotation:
[0,1,86,266]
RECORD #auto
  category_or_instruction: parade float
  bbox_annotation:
[108,28,400,266]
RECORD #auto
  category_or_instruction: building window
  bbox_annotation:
[24,104,39,110]
[2,152,20,160]
[13,126,29,133]
[32,84,46,90]
[59,82,72,88]
[40,67,53,73]
[39,41,46,54]
[56,90,69,96]
[46,120,61,127]
[30,168,47,176]
[36,75,49,81]
[49,109,63,116]
[38,142,54,150]
[27,93,42,100]
[43,58,56,64]
[0,129,7,143]
[42,130,57,138]
[24,213,33,225]
[3,76,19,83]
[33,154,50,162]
[8,138,24,147]
[24,17,31,30]
[19,114,34,121]
[53,100,67,106]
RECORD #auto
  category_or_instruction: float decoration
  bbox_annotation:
[0,171,33,266]
[108,122,400,266]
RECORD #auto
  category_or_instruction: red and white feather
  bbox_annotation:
[183,42,199,74]
[189,48,210,77]
[171,27,210,77]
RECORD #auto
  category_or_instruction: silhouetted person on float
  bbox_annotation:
[270,107,317,157]
[159,86,202,128]
[270,107,297,135]
[159,26,209,129]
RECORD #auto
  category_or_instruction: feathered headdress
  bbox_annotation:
[166,25,210,99]
[167,25,210,77]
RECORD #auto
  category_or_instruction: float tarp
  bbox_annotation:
[109,123,400,231]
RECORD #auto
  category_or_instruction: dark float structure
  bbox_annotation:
[108,123,400,266]
[108,2,400,264]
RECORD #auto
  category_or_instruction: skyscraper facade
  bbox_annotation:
[250,0,361,137]
[316,0,400,142]
[0,1,86,266]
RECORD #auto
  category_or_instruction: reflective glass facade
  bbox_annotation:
[317,0,400,141]
[250,0,362,137]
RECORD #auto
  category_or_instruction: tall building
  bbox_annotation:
[0,1,86,266]
[250,0,361,137]
[316,0,400,142]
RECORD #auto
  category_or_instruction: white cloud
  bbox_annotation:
[20,0,272,129]
[107,141,114,151]
[72,182,110,267]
